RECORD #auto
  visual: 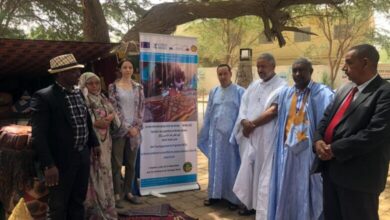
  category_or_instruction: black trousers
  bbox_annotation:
[322,170,379,220]
[47,148,90,220]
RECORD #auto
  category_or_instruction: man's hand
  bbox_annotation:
[241,119,256,138]
[314,140,333,161]
[44,166,59,187]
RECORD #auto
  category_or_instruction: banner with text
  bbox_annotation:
[139,33,199,195]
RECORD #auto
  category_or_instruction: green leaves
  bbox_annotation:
[0,0,149,41]
[102,0,150,40]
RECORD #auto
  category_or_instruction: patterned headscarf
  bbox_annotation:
[79,72,101,97]
[79,72,120,141]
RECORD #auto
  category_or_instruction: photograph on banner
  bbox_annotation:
[142,61,197,122]
[140,40,198,122]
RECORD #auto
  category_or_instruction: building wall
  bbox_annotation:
[198,64,344,95]
[198,63,389,97]
[379,64,390,79]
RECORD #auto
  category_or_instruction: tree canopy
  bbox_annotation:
[1,0,389,49]
[121,0,345,47]
[1,0,345,45]
[0,0,150,41]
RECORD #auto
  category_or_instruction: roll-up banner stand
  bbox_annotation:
[139,33,199,195]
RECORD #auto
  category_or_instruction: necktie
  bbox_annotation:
[324,87,358,144]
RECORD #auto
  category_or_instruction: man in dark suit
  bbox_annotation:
[31,54,100,220]
[314,44,390,220]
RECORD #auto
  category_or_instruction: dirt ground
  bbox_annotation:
[379,173,390,219]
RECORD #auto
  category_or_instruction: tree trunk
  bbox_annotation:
[82,0,110,43]
[236,60,253,88]
[122,0,343,46]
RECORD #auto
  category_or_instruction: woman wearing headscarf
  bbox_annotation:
[79,72,119,220]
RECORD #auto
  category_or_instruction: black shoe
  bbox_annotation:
[238,208,256,216]
[228,202,238,211]
[203,198,220,206]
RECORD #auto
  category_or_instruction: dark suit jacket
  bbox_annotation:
[31,83,99,171]
[313,75,390,194]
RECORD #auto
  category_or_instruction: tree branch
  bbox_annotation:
[277,0,344,8]
[282,26,318,35]
[123,1,263,42]
[122,0,344,47]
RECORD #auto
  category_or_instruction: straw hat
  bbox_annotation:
[48,54,84,74]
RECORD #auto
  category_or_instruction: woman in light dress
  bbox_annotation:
[79,72,119,220]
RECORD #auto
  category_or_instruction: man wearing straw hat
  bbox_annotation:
[31,54,100,219]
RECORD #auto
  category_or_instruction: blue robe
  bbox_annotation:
[198,83,245,204]
[268,82,334,220]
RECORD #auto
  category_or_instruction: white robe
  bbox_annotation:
[231,75,287,218]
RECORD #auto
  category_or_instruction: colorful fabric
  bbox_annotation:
[284,90,310,146]
[8,198,33,220]
[23,179,49,220]
[80,72,119,220]
[293,81,312,113]
[118,204,196,220]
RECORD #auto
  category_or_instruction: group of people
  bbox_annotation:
[29,43,390,220]
[199,44,390,220]
[31,54,145,219]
